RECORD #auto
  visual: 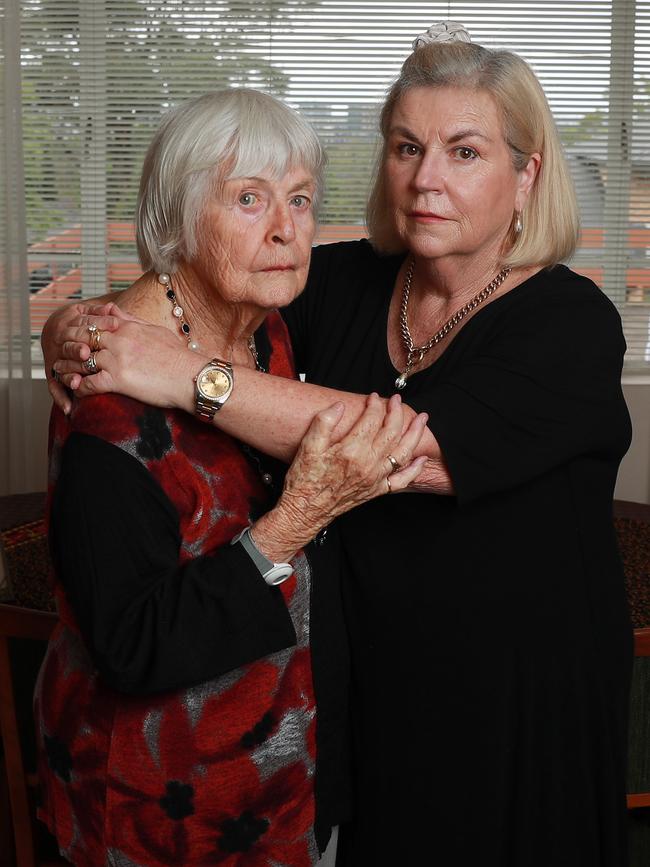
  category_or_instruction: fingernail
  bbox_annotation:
[419,413,429,424]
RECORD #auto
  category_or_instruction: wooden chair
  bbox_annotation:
[0,493,65,866]
[627,626,650,810]
[613,499,650,867]
[0,603,59,867]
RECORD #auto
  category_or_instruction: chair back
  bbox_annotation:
[0,492,63,867]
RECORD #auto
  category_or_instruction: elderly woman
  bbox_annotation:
[45,24,632,867]
[36,87,426,867]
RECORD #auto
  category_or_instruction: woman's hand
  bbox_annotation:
[49,304,201,413]
[251,393,428,561]
[42,300,121,413]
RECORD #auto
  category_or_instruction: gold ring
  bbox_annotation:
[387,455,401,474]
[386,476,392,494]
[83,352,98,374]
[88,325,102,352]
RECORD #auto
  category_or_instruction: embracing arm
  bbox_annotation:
[44,302,453,494]
[53,394,427,694]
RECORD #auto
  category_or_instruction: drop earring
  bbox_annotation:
[514,210,523,236]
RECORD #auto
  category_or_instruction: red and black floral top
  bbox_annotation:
[36,312,351,866]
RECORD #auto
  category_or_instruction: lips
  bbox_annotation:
[408,211,449,221]
[261,265,295,271]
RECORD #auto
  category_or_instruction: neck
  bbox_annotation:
[410,251,506,305]
[159,267,266,364]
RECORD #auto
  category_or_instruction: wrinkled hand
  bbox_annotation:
[49,304,198,412]
[42,302,122,413]
[254,393,428,560]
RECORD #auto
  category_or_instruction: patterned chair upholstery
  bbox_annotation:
[0,492,52,610]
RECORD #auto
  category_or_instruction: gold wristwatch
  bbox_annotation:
[194,358,234,421]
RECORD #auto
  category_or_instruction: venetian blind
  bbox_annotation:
[10,0,650,369]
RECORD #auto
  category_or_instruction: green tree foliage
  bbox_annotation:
[321,138,378,225]
[560,77,650,147]
[21,1,82,239]
[21,0,319,239]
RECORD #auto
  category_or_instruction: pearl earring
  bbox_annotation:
[514,211,523,236]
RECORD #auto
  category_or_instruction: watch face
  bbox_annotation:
[199,368,231,399]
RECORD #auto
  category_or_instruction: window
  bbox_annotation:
[2,0,649,369]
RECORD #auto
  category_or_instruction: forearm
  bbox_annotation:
[218,366,372,461]
[407,457,455,495]
[170,347,439,463]
[77,548,297,695]
[48,304,444,481]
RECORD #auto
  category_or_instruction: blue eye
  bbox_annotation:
[239,192,258,206]
[291,195,311,209]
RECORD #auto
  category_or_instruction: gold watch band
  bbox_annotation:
[194,358,234,422]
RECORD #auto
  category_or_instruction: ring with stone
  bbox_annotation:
[83,352,99,374]
[387,455,401,474]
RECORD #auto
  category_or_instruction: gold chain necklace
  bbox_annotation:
[394,259,511,390]
[157,272,265,371]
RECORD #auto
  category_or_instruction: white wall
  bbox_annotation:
[616,382,650,504]
[0,377,52,495]
[1,378,649,503]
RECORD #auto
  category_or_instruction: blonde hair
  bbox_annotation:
[136,88,326,273]
[367,41,580,268]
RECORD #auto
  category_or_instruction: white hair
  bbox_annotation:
[136,88,326,273]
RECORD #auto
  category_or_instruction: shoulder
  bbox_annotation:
[309,238,396,280]
[48,397,171,493]
[517,265,619,314]
[498,265,624,341]
[478,265,627,376]
[303,238,403,311]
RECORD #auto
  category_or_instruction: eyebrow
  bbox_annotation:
[238,175,315,191]
[289,177,316,192]
[389,125,492,145]
[447,128,492,144]
[389,125,423,145]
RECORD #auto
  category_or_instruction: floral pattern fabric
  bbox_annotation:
[36,312,320,866]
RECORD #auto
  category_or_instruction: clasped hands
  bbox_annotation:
[43,304,429,558]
